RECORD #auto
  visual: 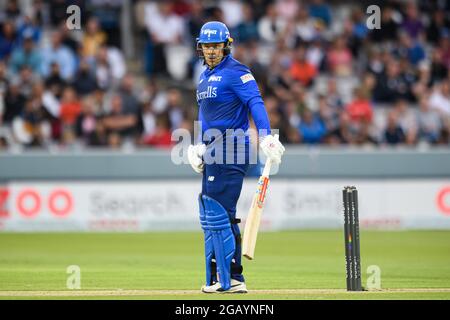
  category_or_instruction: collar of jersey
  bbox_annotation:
[205,54,231,75]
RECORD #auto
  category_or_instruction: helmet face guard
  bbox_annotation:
[196,21,233,60]
[196,40,233,59]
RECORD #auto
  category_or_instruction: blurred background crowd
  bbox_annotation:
[0,0,450,151]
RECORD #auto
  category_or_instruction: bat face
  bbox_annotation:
[242,174,271,260]
[256,176,270,209]
[242,159,273,260]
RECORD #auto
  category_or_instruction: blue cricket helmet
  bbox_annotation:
[197,21,233,44]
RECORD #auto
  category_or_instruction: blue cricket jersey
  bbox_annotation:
[196,54,271,163]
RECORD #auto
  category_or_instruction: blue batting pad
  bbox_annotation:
[202,194,236,291]
[198,194,215,286]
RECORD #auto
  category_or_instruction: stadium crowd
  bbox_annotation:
[0,0,450,150]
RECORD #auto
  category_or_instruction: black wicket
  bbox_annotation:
[343,186,362,291]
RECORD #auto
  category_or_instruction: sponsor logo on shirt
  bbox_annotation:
[196,86,217,101]
[240,73,255,84]
[208,75,222,82]
[208,176,215,182]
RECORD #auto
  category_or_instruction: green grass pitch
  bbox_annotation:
[0,231,449,299]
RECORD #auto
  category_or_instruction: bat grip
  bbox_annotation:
[261,134,278,177]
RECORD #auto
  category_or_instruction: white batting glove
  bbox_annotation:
[260,134,285,165]
[188,143,207,174]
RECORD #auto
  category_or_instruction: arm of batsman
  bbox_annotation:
[260,134,285,165]
[188,143,207,174]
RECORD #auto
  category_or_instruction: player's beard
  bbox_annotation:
[205,53,223,69]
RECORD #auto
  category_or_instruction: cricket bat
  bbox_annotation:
[242,135,277,260]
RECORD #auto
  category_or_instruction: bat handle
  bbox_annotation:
[262,158,272,177]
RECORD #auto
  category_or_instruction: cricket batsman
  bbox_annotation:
[188,21,285,293]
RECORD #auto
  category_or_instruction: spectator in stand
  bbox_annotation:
[16,15,42,45]
[82,17,107,61]
[401,2,424,40]
[58,22,80,55]
[141,113,173,148]
[393,99,418,145]
[416,95,442,144]
[59,86,82,129]
[119,74,140,116]
[327,36,353,77]
[3,0,22,25]
[0,20,17,61]
[163,87,185,130]
[220,0,244,30]
[90,0,121,48]
[144,0,184,76]
[8,34,41,74]
[429,48,448,85]
[235,3,259,44]
[186,1,205,42]
[290,45,317,87]
[317,94,340,134]
[349,7,369,41]
[324,111,355,145]
[73,60,98,96]
[16,96,49,147]
[439,34,450,68]
[294,6,317,43]
[309,0,332,27]
[306,37,325,71]
[45,62,66,99]
[102,95,138,139]
[49,0,74,26]
[258,3,287,44]
[345,87,373,125]
[275,0,299,22]
[264,94,295,144]
[2,77,25,124]
[395,31,426,66]
[40,31,77,81]
[75,96,98,145]
[384,111,406,145]
[428,81,450,117]
[325,77,344,109]
[298,107,326,144]
[373,59,414,103]
[15,65,39,98]
[369,6,399,43]
[94,44,126,90]
[426,11,450,45]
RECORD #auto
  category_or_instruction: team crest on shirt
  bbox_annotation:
[240,73,255,83]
